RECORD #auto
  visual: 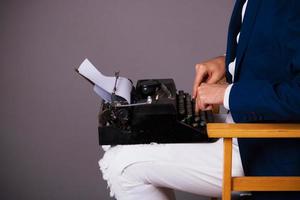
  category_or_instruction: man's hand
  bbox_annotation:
[196,83,228,110]
[192,56,226,98]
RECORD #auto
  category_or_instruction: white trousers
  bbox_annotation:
[98,115,244,200]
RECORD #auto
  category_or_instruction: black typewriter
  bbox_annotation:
[98,78,217,145]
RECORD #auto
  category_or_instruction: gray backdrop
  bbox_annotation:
[0,0,233,199]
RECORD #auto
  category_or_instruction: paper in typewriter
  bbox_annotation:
[77,59,132,103]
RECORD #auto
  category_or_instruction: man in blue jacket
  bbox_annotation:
[99,1,300,199]
[194,0,300,199]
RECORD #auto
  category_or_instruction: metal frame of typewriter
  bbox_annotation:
[98,78,217,145]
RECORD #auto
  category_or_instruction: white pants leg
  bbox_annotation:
[98,114,244,200]
[99,139,244,200]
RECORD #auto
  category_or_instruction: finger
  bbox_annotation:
[194,98,199,114]
[196,87,202,110]
[197,94,207,111]
[199,100,208,111]
[203,104,213,111]
[206,74,220,84]
[192,65,207,98]
[196,85,204,110]
[196,96,202,111]
[196,85,213,111]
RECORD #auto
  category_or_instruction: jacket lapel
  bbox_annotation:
[225,0,246,83]
[234,0,262,81]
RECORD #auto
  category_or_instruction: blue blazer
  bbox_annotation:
[225,0,300,199]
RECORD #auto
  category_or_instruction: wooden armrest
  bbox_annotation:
[207,123,300,138]
[211,123,300,200]
[232,177,300,191]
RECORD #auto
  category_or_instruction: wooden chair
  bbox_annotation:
[207,123,300,200]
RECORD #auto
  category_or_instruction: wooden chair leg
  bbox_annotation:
[223,138,233,200]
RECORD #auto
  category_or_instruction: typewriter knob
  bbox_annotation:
[139,80,161,97]
[116,108,129,125]
[99,109,111,126]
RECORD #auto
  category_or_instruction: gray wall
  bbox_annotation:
[0,0,233,199]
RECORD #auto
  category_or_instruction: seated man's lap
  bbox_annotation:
[99,139,244,198]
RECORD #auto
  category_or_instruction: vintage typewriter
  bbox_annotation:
[98,78,216,145]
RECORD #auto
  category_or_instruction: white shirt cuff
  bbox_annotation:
[223,84,233,110]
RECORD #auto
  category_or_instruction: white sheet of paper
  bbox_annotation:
[78,59,132,103]
[93,85,111,102]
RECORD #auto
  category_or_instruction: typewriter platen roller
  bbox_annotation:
[98,79,217,145]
